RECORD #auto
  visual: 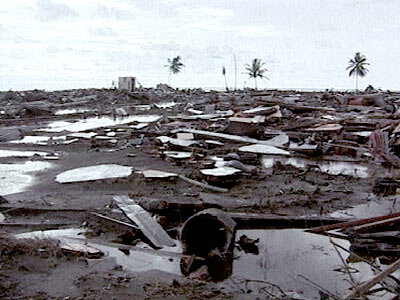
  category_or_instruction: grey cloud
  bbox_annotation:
[36,0,79,22]
[94,4,134,21]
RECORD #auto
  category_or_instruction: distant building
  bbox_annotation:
[118,77,136,91]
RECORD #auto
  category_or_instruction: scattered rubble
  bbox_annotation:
[1,87,400,299]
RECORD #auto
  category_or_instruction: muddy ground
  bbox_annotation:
[0,87,399,299]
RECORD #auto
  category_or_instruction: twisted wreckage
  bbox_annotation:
[0,87,400,299]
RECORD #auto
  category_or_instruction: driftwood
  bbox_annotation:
[307,211,400,233]
[344,258,400,299]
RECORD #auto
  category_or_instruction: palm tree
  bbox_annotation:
[222,65,229,91]
[346,52,369,91]
[164,56,185,86]
[245,58,268,90]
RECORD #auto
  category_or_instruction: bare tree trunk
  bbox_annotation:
[224,74,229,92]
[356,73,358,91]
[254,77,257,90]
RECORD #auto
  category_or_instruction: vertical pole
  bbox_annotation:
[234,54,237,91]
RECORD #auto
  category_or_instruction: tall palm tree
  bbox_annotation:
[245,58,268,90]
[346,52,369,91]
[164,56,185,86]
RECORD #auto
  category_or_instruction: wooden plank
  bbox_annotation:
[178,175,229,193]
[113,196,175,248]
[307,211,400,233]
[229,212,347,229]
[352,216,400,233]
[344,258,400,299]
[173,128,288,147]
[90,212,139,230]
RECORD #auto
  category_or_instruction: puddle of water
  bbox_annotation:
[38,115,162,132]
[55,164,133,183]
[233,229,384,299]
[9,136,67,144]
[55,108,91,115]
[262,156,371,178]
[0,149,49,158]
[330,198,400,219]
[0,161,53,195]
[15,228,182,275]
[94,241,182,275]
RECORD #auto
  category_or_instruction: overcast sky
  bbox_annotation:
[1,0,399,91]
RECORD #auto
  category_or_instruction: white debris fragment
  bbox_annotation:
[200,167,241,176]
[238,144,290,155]
[141,169,178,178]
[155,101,176,109]
[39,115,162,132]
[68,132,97,139]
[0,149,49,157]
[157,136,197,147]
[55,164,133,183]
[164,151,192,159]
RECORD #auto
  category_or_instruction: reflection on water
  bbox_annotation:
[15,228,182,275]
[55,108,91,115]
[94,242,182,275]
[330,198,400,219]
[39,115,162,132]
[0,149,49,157]
[232,229,388,299]
[0,161,52,195]
[263,156,372,178]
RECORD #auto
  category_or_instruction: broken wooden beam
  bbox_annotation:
[90,212,139,230]
[178,175,229,193]
[307,211,400,234]
[344,258,400,299]
[350,216,400,233]
[173,128,288,147]
[229,213,347,229]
